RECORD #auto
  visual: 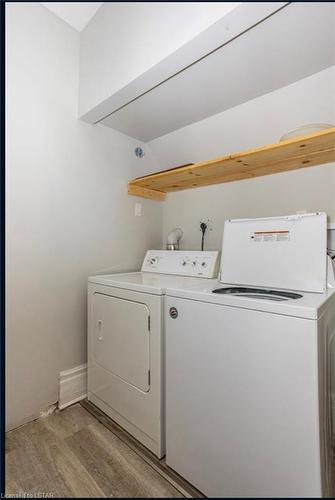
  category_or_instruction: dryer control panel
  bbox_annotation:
[141,250,220,278]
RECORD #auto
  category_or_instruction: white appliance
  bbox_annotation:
[87,250,220,458]
[165,213,335,497]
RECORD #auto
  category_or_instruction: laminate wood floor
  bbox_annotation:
[6,403,184,498]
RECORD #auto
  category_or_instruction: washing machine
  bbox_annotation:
[165,213,335,497]
[87,250,220,458]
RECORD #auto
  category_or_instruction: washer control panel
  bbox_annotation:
[141,250,220,278]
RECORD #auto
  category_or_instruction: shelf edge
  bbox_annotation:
[128,184,166,201]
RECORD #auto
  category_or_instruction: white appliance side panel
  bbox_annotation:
[318,293,335,496]
[221,213,327,292]
[92,293,150,392]
[165,296,322,497]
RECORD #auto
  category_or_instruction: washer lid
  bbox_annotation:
[220,212,327,293]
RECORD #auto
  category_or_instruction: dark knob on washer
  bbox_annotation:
[169,307,178,319]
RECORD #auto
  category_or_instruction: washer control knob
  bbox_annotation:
[150,257,159,265]
[181,260,187,266]
[201,262,207,268]
[192,261,197,267]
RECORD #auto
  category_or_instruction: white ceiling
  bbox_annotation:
[41,2,103,31]
[100,2,335,141]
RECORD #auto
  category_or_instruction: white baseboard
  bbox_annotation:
[59,363,87,410]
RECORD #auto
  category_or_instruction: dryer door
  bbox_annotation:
[92,292,150,392]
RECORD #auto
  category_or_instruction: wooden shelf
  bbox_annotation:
[128,128,335,201]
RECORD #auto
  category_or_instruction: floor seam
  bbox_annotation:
[80,399,204,498]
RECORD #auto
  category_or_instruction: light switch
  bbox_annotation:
[135,202,142,217]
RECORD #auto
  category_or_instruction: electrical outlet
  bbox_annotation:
[199,218,213,232]
[199,218,214,251]
[135,203,142,217]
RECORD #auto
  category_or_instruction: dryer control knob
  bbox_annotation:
[150,257,159,265]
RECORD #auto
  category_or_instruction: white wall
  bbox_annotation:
[6,2,335,432]
[147,66,335,249]
[6,2,163,431]
[78,2,239,117]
